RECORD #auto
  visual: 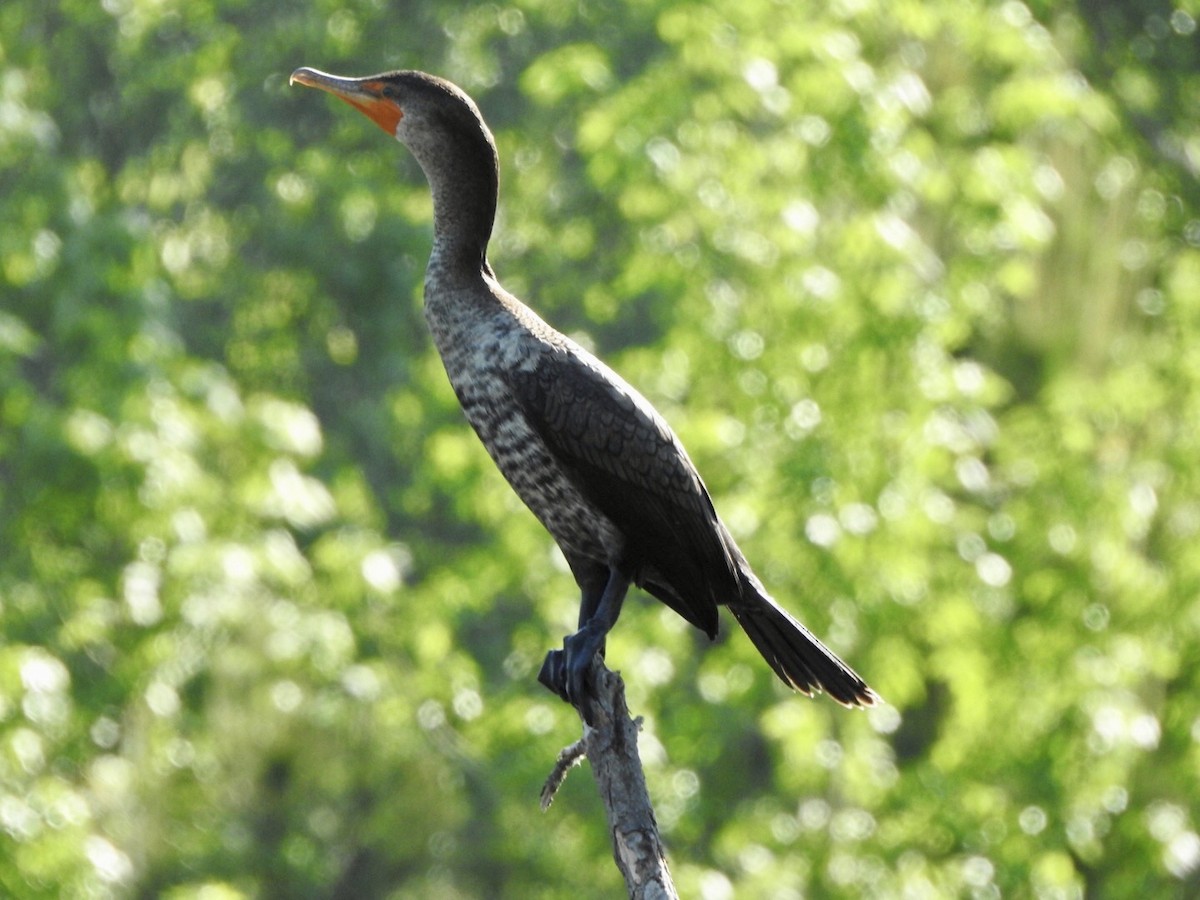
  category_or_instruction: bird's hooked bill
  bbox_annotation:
[290,66,403,135]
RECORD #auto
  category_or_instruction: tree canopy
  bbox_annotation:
[2,0,1198,897]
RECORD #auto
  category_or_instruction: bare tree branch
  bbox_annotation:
[542,663,678,900]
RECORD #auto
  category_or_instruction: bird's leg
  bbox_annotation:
[575,564,610,630]
[538,567,630,724]
[565,568,629,709]
[538,562,607,702]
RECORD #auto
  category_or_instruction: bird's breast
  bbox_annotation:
[425,298,622,564]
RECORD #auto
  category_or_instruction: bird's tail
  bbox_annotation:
[729,574,878,708]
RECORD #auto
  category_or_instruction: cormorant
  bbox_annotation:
[290,67,877,721]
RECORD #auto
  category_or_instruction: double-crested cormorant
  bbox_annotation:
[291,67,877,720]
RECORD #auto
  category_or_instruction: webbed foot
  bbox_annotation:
[537,626,606,724]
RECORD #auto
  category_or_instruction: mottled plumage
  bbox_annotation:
[291,66,878,717]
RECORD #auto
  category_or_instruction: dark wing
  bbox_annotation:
[510,343,738,636]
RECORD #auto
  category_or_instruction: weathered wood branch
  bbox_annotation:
[541,663,678,899]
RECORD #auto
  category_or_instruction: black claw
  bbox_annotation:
[538,649,569,701]
[566,653,592,705]
[568,664,593,723]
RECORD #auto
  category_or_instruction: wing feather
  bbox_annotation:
[510,344,735,636]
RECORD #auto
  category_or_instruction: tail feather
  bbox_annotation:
[729,582,877,708]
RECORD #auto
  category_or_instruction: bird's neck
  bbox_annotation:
[407,132,498,283]
[429,181,494,277]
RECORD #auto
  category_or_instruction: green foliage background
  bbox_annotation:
[2,0,1199,896]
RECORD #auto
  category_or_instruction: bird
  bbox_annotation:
[290,66,878,722]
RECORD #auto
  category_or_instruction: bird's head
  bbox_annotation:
[291,66,500,250]
[290,67,492,154]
